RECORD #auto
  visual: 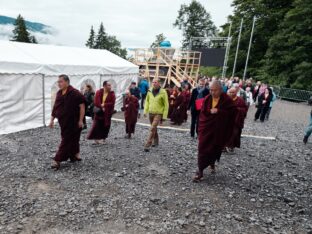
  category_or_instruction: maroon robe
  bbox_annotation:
[87,89,116,140]
[197,93,236,170]
[52,85,86,162]
[170,93,186,125]
[168,90,178,119]
[227,97,248,148]
[124,96,139,134]
[182,90,191,121]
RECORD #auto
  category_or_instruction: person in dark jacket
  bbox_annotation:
[188,79,209,138]
[83,84,95,120]
[138,77,149,109]
[254,88,273,122]
[303,109,312,144]
[129,82,141,100]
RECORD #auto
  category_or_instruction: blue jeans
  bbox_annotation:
[305,114,312,138]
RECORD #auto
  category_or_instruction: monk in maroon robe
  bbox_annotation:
[193,81,236,182]
[170,87,186,125]
[49,75,86,170]
[182,84,191,122]
[226,87,248,151]
[168,86,178,119]
[122,90,139,138]
[87,81,116,144]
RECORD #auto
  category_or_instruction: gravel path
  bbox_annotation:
[0,100,311,234]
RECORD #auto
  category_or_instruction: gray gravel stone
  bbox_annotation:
[0,100,311,233]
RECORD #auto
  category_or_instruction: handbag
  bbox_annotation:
[195,98,204,111]
[93,106,103,115]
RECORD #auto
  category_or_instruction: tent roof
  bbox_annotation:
[0,40,138,75]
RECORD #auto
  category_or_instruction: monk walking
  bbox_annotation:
[193,80,236,182]
[182,84,191,122]
[123,90,139,138]
[49,74,86,170]
[143,78,169,152]
[88,81,116,144]
[226,87,248,152]
[170,87,186,125]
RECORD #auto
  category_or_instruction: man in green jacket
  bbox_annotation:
[143,78,169,152]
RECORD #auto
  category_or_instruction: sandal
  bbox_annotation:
[210,165,216,174]
[51,161,60,170]
[192,171,203,182]
[71,156,82,162]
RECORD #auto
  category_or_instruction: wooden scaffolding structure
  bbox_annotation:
[133,47,201,88]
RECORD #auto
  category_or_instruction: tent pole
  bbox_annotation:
[41,74,46,126]
[222,22,232,78]
[232,18,243,78]
[243,16,256,81]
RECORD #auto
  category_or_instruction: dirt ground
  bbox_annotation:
[0,100,311,234]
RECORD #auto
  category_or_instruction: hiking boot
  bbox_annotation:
[303,136,308,144]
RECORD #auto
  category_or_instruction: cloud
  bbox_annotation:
[0,24,58,44]
[0,0,233,48]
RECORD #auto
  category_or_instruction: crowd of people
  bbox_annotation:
[49,74,295,182]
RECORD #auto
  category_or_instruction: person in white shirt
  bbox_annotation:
[245,87,254,107]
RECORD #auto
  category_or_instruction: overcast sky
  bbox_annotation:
[0,0,233,48]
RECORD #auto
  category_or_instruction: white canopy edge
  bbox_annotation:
[0,40,138,75]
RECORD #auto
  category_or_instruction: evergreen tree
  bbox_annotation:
[150,33,166,48]
[85,26,95,48]
[173,0,216,48]
[91,22,127,58]
[262,0,312,90]
[11,14,31,43]
[94,22,109,49]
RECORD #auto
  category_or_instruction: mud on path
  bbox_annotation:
[0,100,311,234]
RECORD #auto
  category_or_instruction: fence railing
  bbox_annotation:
[271,86,312,102]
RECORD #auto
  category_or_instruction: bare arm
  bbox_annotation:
[49,116,55,128]
[78,103,85,128]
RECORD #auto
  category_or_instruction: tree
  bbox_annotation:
[90,22,127,59]
[220,0,293,78]
[11,14,31,43]
[11,14,38,43]
[262,0,312,90]
[173,0,216,48]
[94,22,109,49]
[150,33,166,48]
[106,35,128,59]
[85,26,95,48]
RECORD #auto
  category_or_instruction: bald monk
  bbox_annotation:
[49,74,86,170]
[122,90,139,138]
[193,80,236,182]
[226,87,248,152]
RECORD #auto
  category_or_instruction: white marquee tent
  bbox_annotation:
[0,40,139,135]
